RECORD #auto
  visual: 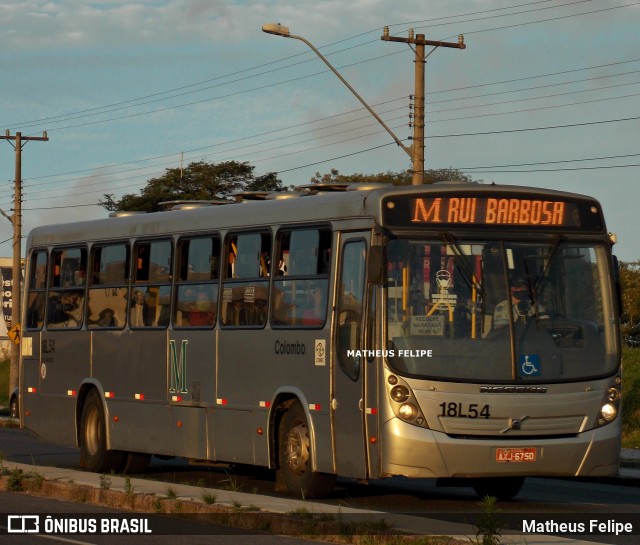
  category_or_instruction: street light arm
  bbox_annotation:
[262,24,412,158]
[290,34,412,157]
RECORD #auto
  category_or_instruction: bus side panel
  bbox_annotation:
[25,331,89,446]
[93,330,170,454]
[213,330,269,464]
[40,331,90,397]
[169,406,207,459]
[21,332,41,426]
[20,333,76,445]
[214,329,332,470]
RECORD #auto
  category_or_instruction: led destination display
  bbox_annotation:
[382,193,605,231]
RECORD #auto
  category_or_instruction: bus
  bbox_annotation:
[19,182,622,500]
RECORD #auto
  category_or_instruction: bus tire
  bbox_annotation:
[79,389,125,473]
[9,395,18,419]
[278,402,335,499]
[472,476,525,501]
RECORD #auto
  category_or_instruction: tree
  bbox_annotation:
[620,260,640,331]
[309,167,479,186]
[100,161,285,212]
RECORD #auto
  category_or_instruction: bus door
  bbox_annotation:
[332,233,369,479]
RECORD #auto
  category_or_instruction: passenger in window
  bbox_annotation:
[92,308,116,327]
[26,293,46,329]
[189,291,216,326]
[493,276,544,327]
[278,258,287,276]
[75,263,86,286]
[48,290,83,327]
[272,287,294,325]
[260,252,271,277]
[302,282,326,326]
[130,289,152,326]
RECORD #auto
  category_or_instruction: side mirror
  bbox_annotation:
[612,255,623,317]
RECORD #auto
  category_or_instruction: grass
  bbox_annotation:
[622,347,640,448]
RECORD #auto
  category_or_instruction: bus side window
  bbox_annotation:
[174,236,220,328]
[47,247,87,329]
[271,228,331,328]
[130,239,172,328]
[221,232,271,327]
[336,240,366,380]
[88,243,129,329]
[26,250,48,330]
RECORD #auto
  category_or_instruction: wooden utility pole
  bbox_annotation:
[0,130,49,401]
[381,28,465,185]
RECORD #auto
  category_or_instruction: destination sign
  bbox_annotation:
[382,193,604,231]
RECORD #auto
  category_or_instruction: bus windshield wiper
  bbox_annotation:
[527,235,565,323]
[533,235,565,296]
[441,232,484,298]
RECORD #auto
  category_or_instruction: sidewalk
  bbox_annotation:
[620,447,640,469]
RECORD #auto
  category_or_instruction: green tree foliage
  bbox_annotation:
[620,260,640,331]
[309,167,478,185]
[100,161,284,212]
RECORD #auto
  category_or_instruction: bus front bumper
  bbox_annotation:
[379,417,621,479]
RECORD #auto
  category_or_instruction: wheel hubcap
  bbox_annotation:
[286,422,309,474]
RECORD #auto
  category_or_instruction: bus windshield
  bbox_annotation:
[386,238,618,383]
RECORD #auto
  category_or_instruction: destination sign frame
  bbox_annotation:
[382,193,605,231]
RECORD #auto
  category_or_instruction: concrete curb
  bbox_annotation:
[0,462,472,543]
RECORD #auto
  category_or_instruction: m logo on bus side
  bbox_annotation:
[169,339,189,394]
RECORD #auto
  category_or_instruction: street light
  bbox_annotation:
[262,23,412,161]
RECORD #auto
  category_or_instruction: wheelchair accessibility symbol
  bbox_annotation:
[519,354,541,377]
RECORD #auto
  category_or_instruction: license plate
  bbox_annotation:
[496,447,537,462]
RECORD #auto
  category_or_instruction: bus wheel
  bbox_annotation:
[80,390,125,473]
[472,476,525,501]
[9,396,18,419]
[278,402,335,499]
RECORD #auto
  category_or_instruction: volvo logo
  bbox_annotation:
[501,415,530,434]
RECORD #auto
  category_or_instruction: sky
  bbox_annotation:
[0,0,639,261]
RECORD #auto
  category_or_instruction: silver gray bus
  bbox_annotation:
[19,183,622,499]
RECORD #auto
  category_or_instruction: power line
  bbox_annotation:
[4,108,640,209]
[459,152,640,170]
[427,114,640,139]
[17,62,640,192]
[7,1,631,137]
[0,0,590,131]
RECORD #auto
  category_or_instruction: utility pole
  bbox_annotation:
[381,28,465,185]
[0,130,49,401]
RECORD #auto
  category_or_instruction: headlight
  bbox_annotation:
[600,403,617,422]
[398,403,418,420]
[607,387,620,402]
[390,385,410,403]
